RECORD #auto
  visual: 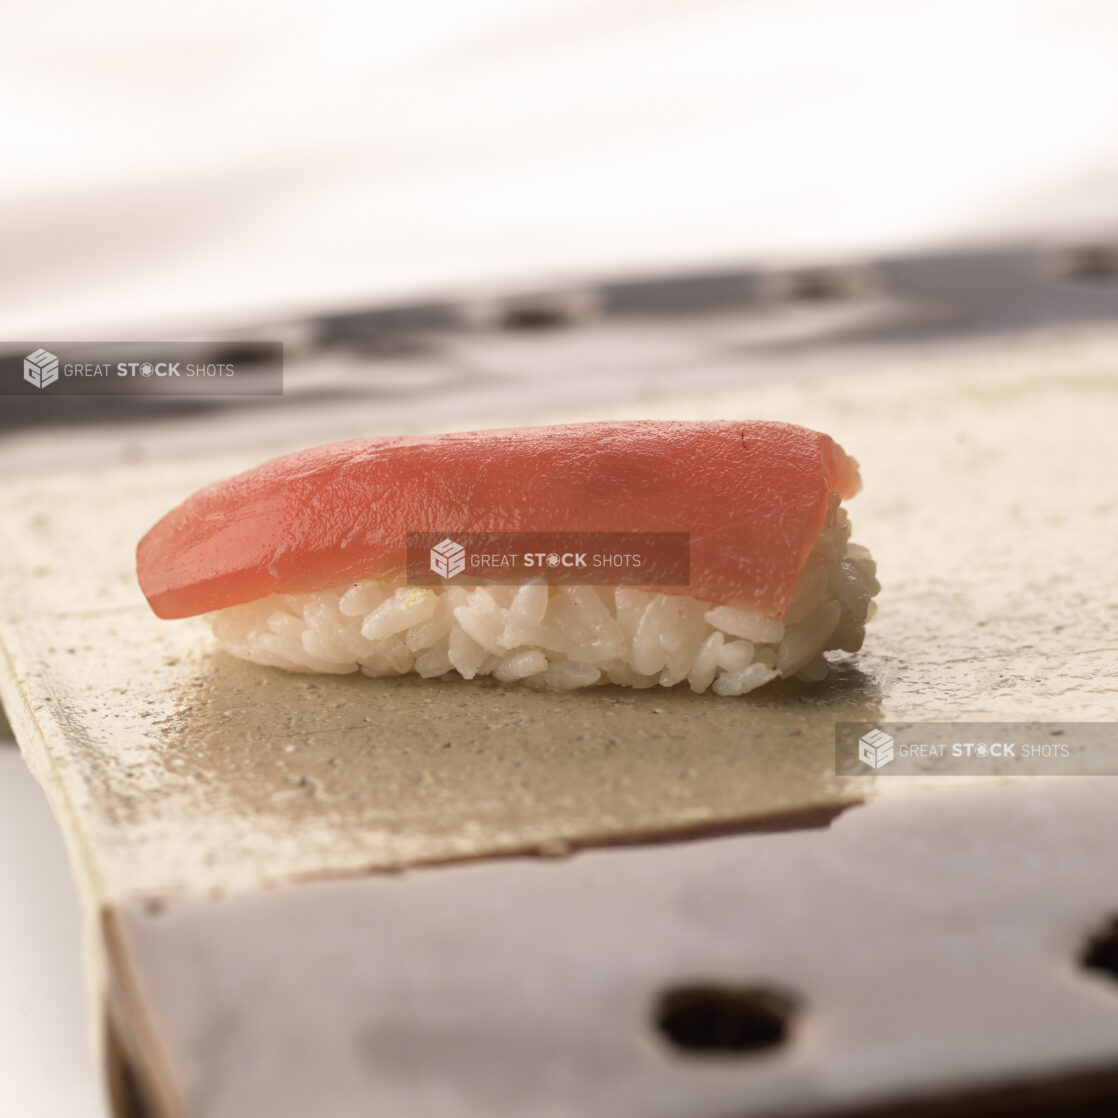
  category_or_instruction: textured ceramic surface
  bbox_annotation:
[1,333,1116,905]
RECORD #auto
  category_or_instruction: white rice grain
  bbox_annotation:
[703,605,785,646]
[207,511,879,696]
[494,649,548,682]
[544,661,602,690]
[712,663,780,696]
[687,631,725,693]
[414,646,453,678]
[339,582,388,617]
[448,627,488,679]
[717,639,756,672]
[361,588,437,640]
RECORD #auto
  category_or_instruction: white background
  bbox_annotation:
[0,0,1117,338]
[0,742,106,1117]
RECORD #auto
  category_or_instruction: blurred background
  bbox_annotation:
[3,0,1118,336]
[3,0,1118,473]
[3,2,1118,1115]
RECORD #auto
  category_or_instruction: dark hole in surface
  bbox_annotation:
[654,983,797,1055]
[788,271,850,300]
[499,301,578,330]
[206,340,273,367]
[772,267,871,302]
[1058,246,1118,282]
[1082,915,1118,982]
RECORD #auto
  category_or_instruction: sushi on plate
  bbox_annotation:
[136,421,879,694]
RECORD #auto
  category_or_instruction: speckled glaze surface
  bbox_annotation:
[1,334,1117,904]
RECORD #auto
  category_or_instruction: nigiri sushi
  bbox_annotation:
[136,421,879,694]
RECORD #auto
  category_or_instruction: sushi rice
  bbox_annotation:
[208,499,879,695]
